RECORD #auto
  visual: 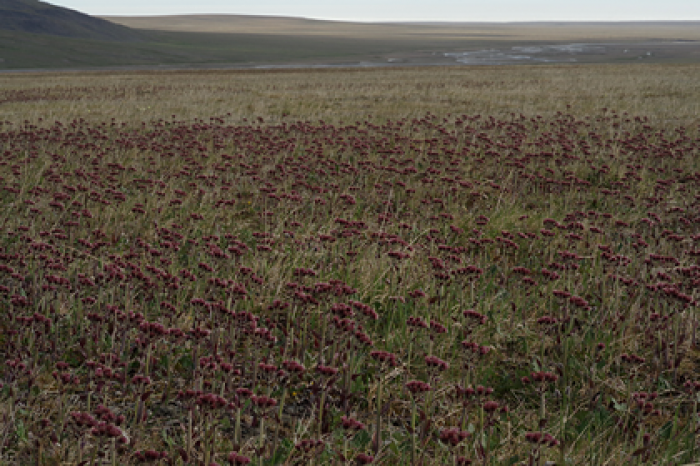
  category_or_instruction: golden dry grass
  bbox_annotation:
[1,64,700,127]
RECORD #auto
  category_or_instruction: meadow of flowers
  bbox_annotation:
[1,67,700,465]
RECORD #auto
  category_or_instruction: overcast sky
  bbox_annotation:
[45,0,700,21]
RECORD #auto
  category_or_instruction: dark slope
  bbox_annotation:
[0,0,143,41]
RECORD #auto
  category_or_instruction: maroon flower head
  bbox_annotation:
[440,427,470,447]
[355,453,375,465]
[425,355,449,371]
[482,400,500,412]
[406,380,432,394]
[341,415,366,431]
[316,364,339,377]
[227,452,251,465]
[370,351,398,366]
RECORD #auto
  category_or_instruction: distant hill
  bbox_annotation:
[0,0,143,41]
[105,15,700,42]
[1,8,700,71]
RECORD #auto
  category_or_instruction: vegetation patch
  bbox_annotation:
[0,68,699,465]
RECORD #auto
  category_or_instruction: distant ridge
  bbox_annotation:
[388,20,700,26]
[2,10,700,70]
[104,14,700,41]
[0,0,143,41]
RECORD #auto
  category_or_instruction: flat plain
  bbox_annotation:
[1,63,700,465]
[3,17,700,70]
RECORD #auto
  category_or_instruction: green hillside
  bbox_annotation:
[0,0,143,41]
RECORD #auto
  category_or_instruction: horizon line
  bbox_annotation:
[99,14,700,23]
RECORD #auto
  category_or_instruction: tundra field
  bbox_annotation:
[1,64,700,465]
[3,18,700,71]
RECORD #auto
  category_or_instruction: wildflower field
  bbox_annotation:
[1,64,700,465]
